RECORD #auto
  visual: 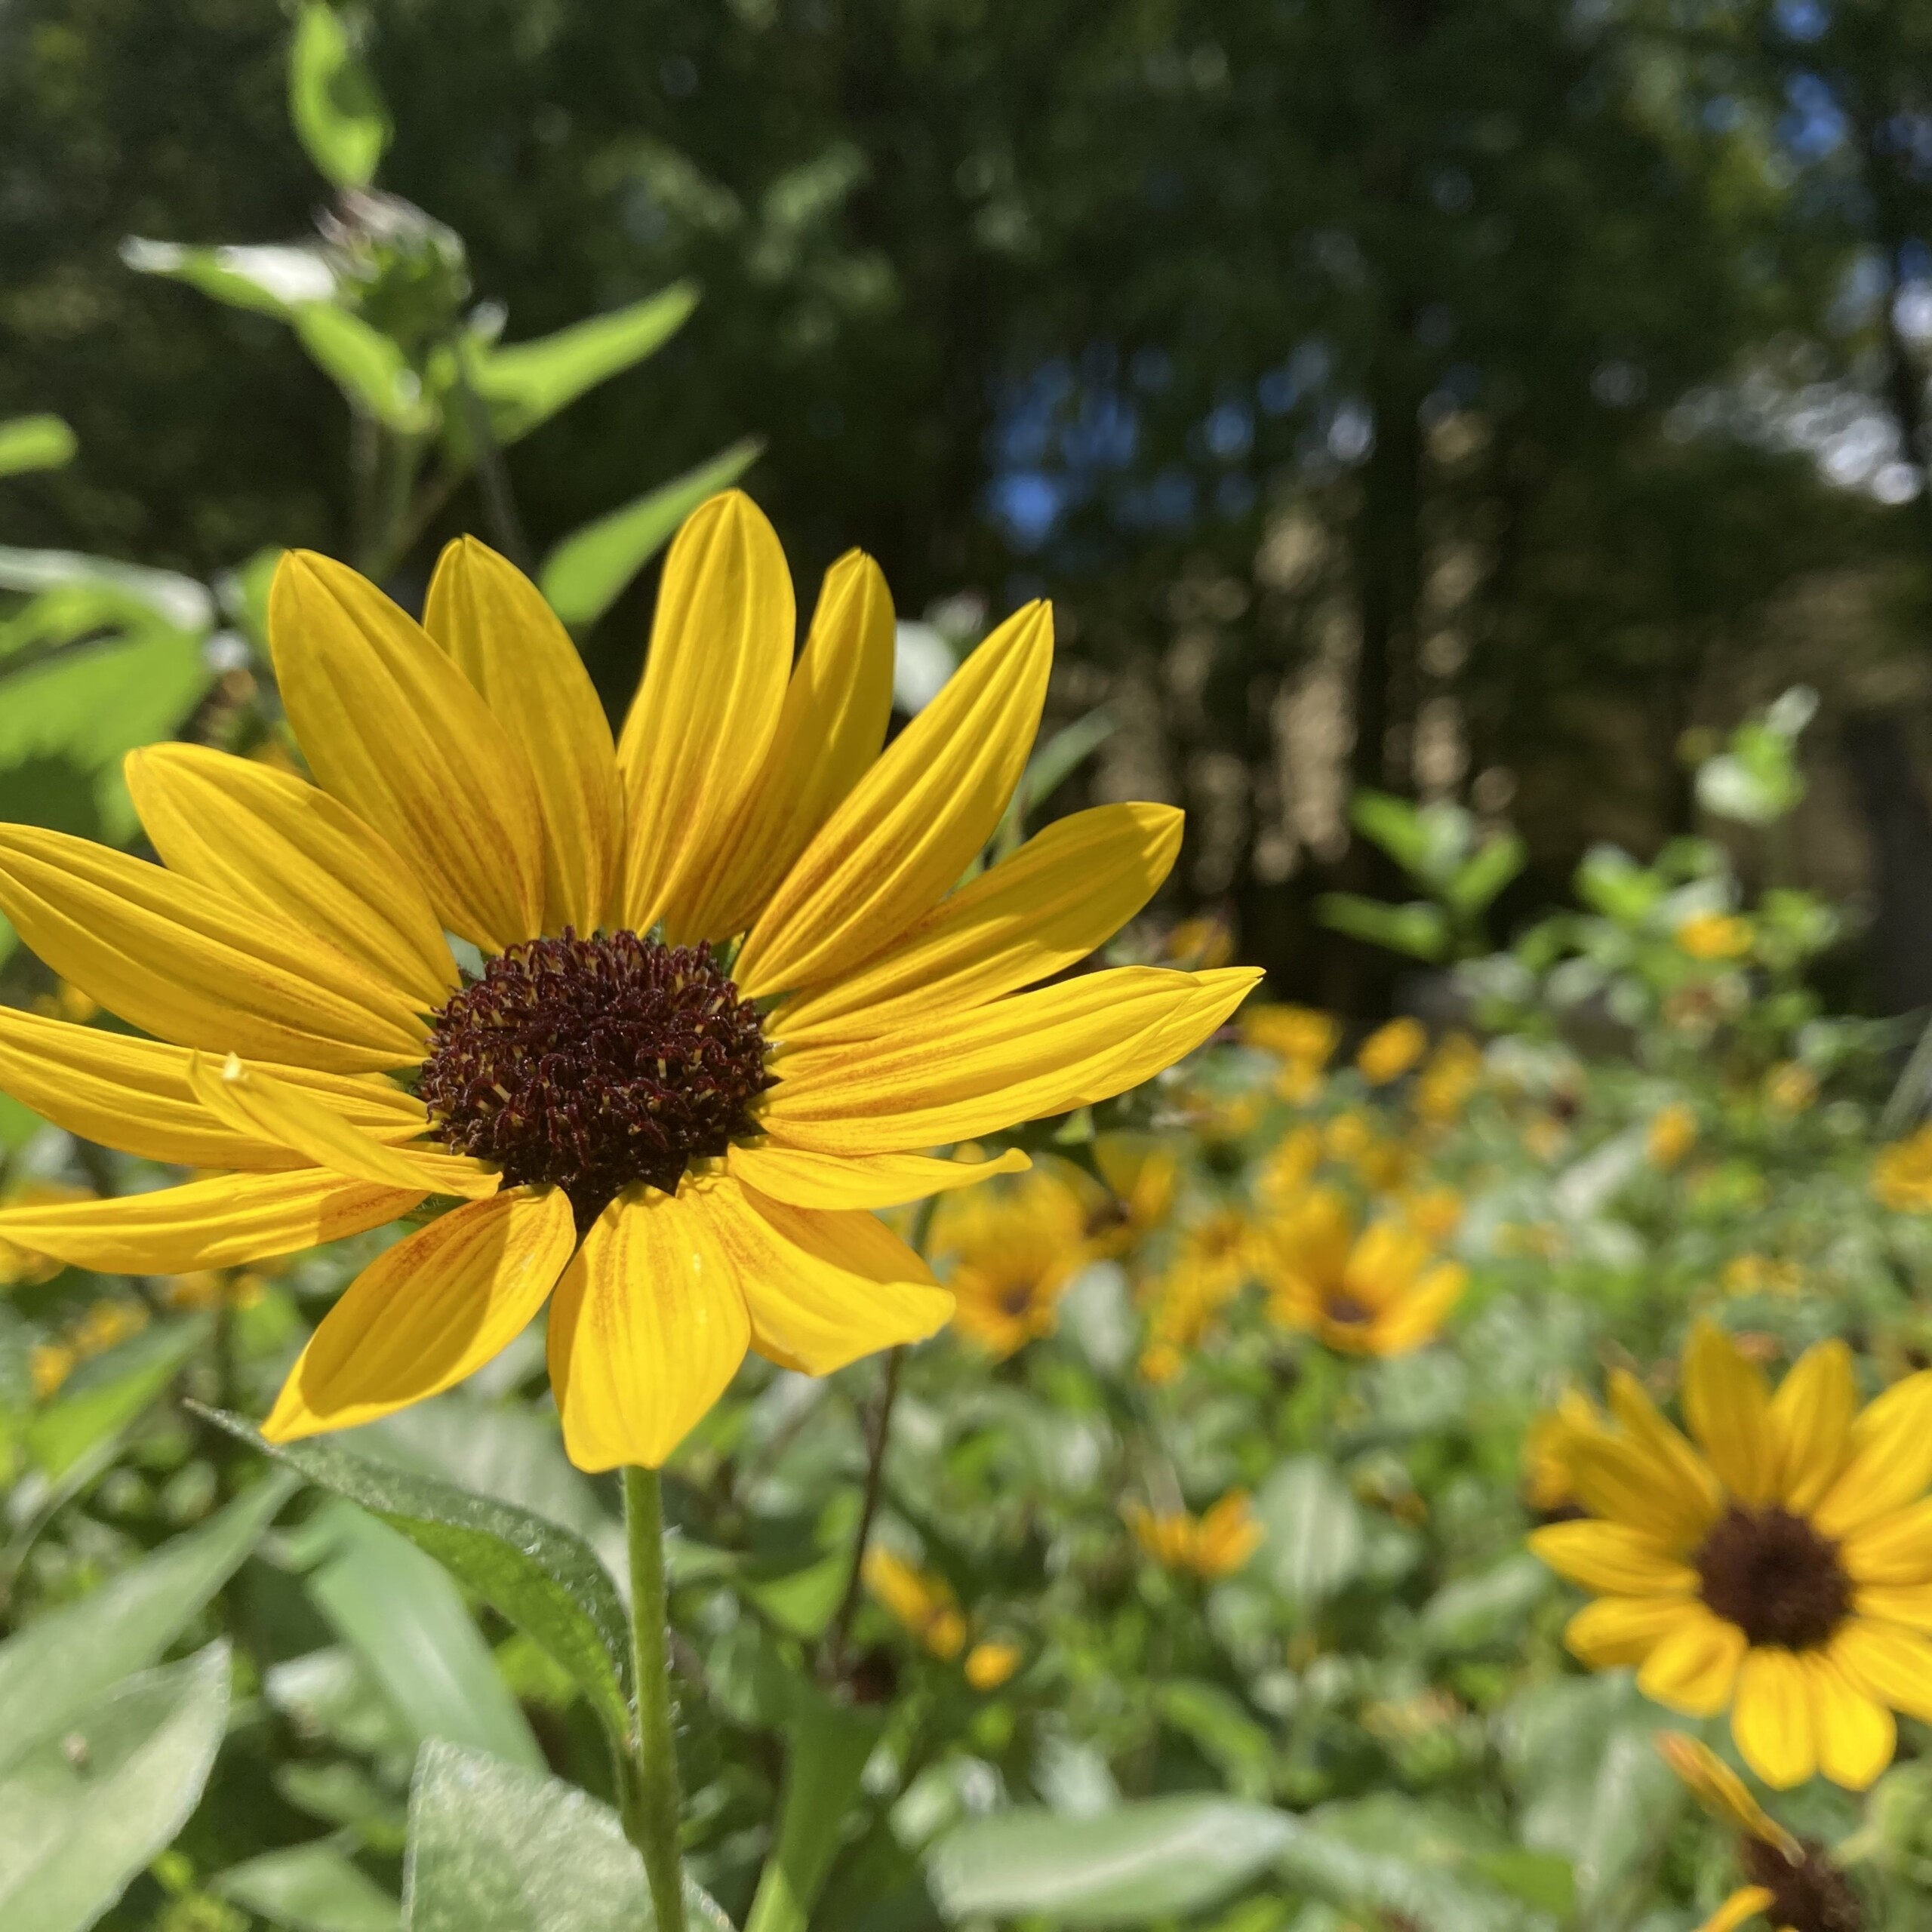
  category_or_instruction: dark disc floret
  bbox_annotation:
[1739,1835,1863,1932]
[1694,1503,1852,1651]
[419,930,773,1230]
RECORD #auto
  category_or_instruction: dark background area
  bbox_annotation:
[8,0,1932,1012]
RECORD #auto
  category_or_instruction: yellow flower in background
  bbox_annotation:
[1721,1254,1804,1300]
[29,1341,75,1401]
[1241,1003,1339,1103]
[934,1173,1088,1358]
[1254,1124,1322,1212]
[1355,1017,1427,1086]
[1400,1186,1464,1244]
[964,1639,1023,1690]
[863,1547,968,1660]
[1171,1206,1257,1303]
[1256,1187,1465,1357]
[1872,1126,1932,1211]
[1124,1489,1263,1579]
[1084,1134,1179,1257]
[1523,1115,1570,1164]
[1134,1205,1256,1382]
[1655,1733,1861,1932]
[0,494,1255,1472]
[1764,1063,1818,1117]
[1531,1319,1932,1791]
[1161,912,1235,970]
[1414,1032,1481,1125]
[29,1294,151,1400]
[1647,1102,1699,1170]
[1323,1112,1414,1192]
[1523,1389,1601,1514]
[1678,912,1754,961]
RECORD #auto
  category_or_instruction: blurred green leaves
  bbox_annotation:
[0,415,76,479]
[289,4,392,192]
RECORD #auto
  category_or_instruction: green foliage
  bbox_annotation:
[288,5,392,192]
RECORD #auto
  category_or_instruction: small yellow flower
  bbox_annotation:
[1124,1489,1263,1579]
[1721,1254,1804,1300]
[964,1639,1023,1690]
[1523,1115,1569,1164]
[1161,912,1235,969]
[1647,1102,1699,1170]
[1522,1389,1601,1513]
[0,494,1256,1472]
[1678,912,1754,961]
[1355,1017,1427,1086]
[934,1174,1087,1359]
[863,1548,967,1660]
[72,1298,148,1355]
[1323,1111,1413,1192]
[1656,1732,1860,1932]
[1171,1207,1257,1303]
[1413,1032,1481,1124]
[1254,1124,1322,1213]
[1764,1063,1818,1116]
[1137,1338,1184,1386]
[1530,1319,1932,1792]
[1399,1186,1464,1244]
[1874,1124,1932,1211]
[1243,1003,1339,1101]
[1256,1187,1465,1357]
[29,1341,75,1401]
[1085,1135,1178,1257]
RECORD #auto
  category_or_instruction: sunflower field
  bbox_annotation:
[16,9,1932,1932]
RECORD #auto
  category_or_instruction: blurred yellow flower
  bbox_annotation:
[1414,1032,1481,1124]
[1721,1254,1804,1300]
[1241,1003,1340,1065]
[964,1639,1023,1690]
[1124,1489,1263,1579]
[1522,1389,1601,1513]
[935,1174,1088,1359]
[1400,1186,1464,1244]
[863,1548,967,1660]
[1254,1124,1322,1213]
[1678,912,1753,961]
[1656,1732,1859,1932]
[1161,912,1235,969]
[29,1341,75,1401]
[1137,1338,1186,1386]
[72,1297,148,1355]
[1171,1207,1257,1303]
[1356,1017,1427,1085]
[1082,1136,1178,1258]
[1523,1115,1569,1164]
[1873,1124,1932,1211]
[1764,1063,1818,1116]
[1255,1187,1465,1357]
[1647,1102,1699,1170]
[1530,1320,1932,1791]
[1324,1112,1413,1192]
[160,1268,271,1312]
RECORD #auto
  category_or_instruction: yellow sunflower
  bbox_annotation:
[0,493,1254,1472]
[932,1171,1088,1358]
[1655,1732,1863,1932]
[1254,1186,1465,1357]
[1530,1319,1932,1791]
[1124,1488,1262,1579]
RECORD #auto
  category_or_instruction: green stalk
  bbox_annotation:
[621,1466,688,1932]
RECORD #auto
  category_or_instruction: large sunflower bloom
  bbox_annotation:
[1531,1319,1932,1792]
[0,493,1253,1471]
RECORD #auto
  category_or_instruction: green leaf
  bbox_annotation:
[0,415,77,478]
[0,1642,230,1932]
[0,1473,291,1774]
[302,1500,547,1772]
[1573,844,1660,924]
[470,285,700,445]
[26,1315,211,1484]
[927,1798,1296,1927]
[402,1740,734,1932]
[288,3,392,190]
[1444,831,1527,918]
[0,545,214,634]
[1415,1555,1551,1657]
[214,1843,401,1932]
[1254,1457,1364,1611]
[745,1682,883,1932]
[1155,1681,1272,1800]
[200,1405,632,1741]
[121,238,337,318]
[993,707,1118,856]
[1314,894,1449,963]
[294,306,431,432]
[540,439,763,629]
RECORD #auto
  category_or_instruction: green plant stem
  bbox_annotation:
[621,1466,688,1932]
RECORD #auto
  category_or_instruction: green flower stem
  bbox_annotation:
[622,1466,688,1932]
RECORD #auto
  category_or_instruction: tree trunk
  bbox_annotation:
[1844,709,1932,1014]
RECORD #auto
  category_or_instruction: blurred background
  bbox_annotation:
[5,0,1932,1017]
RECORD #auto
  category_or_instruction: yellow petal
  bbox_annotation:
[1682,1319,1775,1506]
[1654,1731,1799,1854]
[1367,1260,1466,1352]
[125,743,457,1011]
[1767,1338,1859,1515]
[724,1143,1029,1211]
[1564,1594,1703,1669]
[735,598,1053,998]
[0,1167,422,1274]
[1636,1607,1748,1717]
[269,549,544,949]
[761,966,1260,1155]
[1806,1650,1897,1789]
[0,824,426,1074]
[1730,1646,1816,1788]
[1694,1889,1775,1932]
[770,803,1185,1045]
[423,537,622,936]
[668,548,895,944]
[1814,1371,1932,1539]
[688,1172,954,1374]
[1605,1369,1724,1529]
[546,1185,752,1471]
[187,1052,497,1199]
[615,492,794,934]
[1831,1617,1932,1721]
[1556,1432,1709,1550]
[1854,1583,1932,1630]
[1843,1498,1932,1585]
[0,1004,423,1171]
[263,1186,574,1440]
[1530,1520,1698,1595]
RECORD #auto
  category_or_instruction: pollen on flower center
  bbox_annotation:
[1738,1835,1863,1932]
[1694,1503,1852,1651]
[418,930,772,1231]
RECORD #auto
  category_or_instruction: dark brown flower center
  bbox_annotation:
[1324,1291,1375,1325]
[1694,1504,1851,1651]
[420,931,771,1231]
[1740,1836,1863,1932]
